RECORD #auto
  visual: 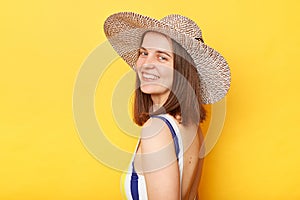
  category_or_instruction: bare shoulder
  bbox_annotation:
[139,117,178,173]
[140,117,174,152]
[139,117,181,199]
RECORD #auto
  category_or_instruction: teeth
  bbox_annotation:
[142,73,159,80]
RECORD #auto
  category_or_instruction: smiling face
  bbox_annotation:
[136,32,174,106]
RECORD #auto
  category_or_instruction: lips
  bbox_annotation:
[141,72,160,81]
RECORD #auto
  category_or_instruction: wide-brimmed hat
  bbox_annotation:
[104,12,231,104]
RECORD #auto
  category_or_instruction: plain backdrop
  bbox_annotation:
[1,0,300,199]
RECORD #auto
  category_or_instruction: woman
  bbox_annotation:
[104,12,231,200]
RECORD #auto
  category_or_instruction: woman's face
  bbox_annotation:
[136,32,174,105]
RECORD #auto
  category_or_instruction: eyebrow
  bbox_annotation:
[139,47,173,58]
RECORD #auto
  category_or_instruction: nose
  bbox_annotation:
[142,62,156,70]
[141,53,156,69]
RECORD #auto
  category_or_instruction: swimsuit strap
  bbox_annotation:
[131,166,139,200]
[151,115,180,159]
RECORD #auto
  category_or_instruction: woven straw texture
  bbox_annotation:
[104,12,231,104]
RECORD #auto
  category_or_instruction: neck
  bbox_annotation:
[151,92,170,112]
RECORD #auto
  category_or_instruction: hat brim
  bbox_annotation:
[104,12,231,104]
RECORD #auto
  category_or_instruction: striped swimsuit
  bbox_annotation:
[121,114,184,200]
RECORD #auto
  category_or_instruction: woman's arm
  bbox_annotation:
[140,117,180,200]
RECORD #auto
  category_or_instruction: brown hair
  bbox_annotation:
[133,35,206,126]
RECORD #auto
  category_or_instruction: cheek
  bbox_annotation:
[135,57,144,69]
[159,68,174,88]
[160,66,174,78]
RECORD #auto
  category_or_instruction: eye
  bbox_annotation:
[158,54,170,62]
[138,49,148,57]
[159,56,167,61]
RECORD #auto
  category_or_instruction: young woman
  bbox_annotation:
[104,12,231,200]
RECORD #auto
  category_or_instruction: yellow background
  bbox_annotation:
[1,0,300,199]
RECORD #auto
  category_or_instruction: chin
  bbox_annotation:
[140,85,158,94]
[140,85,169,95]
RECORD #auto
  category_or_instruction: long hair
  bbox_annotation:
[133,35,206,126]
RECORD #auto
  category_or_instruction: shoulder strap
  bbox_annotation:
[151,115,180,159]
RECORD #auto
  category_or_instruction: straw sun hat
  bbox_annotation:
[104,12,231,104]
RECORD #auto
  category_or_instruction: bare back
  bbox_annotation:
[178,121,204,200]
